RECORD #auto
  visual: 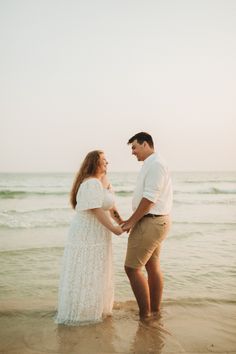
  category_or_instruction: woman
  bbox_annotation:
[55,150,123,325]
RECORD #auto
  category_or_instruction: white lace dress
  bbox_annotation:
[55,178,115,326]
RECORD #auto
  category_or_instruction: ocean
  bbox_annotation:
[0,171,235,309]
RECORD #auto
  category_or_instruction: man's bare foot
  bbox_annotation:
[152,310,162,319]
[139,312,152,324]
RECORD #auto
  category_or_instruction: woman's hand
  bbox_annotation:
[121,219,133,233]
[112,225,123,235]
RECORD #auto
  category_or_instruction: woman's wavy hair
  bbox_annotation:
[70,150,103,209]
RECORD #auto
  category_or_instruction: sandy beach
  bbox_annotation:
[0,300,236,354]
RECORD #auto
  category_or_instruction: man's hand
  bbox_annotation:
[121,198,153,233]
[121,219,134,233]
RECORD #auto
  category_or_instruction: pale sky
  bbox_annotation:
[0,0,235,172]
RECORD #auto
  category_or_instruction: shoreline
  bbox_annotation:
[0,300,235,354]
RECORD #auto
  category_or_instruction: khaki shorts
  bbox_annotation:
[125,215,171,269]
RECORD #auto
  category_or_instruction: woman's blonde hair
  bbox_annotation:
[70,150,103,209]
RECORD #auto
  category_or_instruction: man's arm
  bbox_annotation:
[122,198,154,232]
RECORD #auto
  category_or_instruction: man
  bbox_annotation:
[122,132,173,320]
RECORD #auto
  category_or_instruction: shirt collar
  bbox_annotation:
[143,152,156,166]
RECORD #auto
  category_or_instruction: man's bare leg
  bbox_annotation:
[125,266,151,319]
[145,257,163,314]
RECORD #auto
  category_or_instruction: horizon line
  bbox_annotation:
[0,170,235,174]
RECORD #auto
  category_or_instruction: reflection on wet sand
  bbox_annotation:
[108,303,175,354]
[56,316,116,354]
[1,301,236,353]
[0,305,173,354]
[131,319,166,354]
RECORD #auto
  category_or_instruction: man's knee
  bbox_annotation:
[145,259,161,274]
[124,265,138,277]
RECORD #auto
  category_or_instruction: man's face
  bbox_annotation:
[131,140,145,161]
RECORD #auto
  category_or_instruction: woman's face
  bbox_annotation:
[97,153,108,175]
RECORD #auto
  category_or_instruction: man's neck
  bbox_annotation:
[143,150,155,161]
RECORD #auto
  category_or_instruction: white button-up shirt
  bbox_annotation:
[132,153,173,215]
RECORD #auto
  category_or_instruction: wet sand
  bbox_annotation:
[0,300,236,354]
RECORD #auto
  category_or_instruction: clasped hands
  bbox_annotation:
[120,219,134,233]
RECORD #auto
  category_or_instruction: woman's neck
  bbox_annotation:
[93,172,104,180]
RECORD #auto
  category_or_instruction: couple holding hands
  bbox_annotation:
[55,132,172,326]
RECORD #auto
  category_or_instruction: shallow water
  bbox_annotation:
[0,171,235,308]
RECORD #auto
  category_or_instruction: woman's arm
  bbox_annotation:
[109,207,124,225]
[101,175,123,225]
[91,208,123,235]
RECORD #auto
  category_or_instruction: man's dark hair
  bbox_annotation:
[127,132,154,148]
